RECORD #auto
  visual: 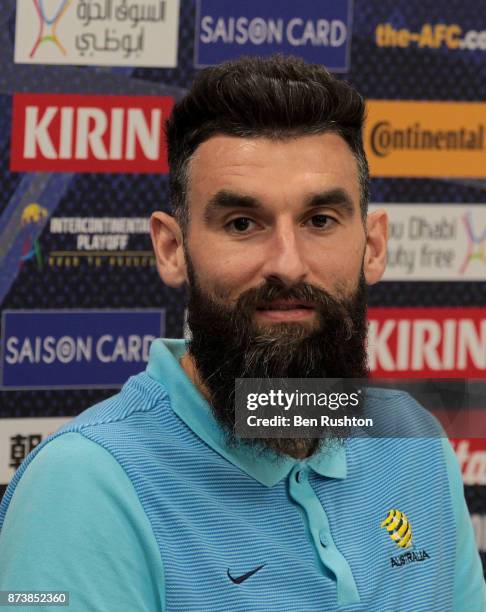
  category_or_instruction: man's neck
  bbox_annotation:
[179,352,212,403]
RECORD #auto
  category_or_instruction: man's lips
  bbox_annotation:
[256,299,318,310]
[255,299,317,321]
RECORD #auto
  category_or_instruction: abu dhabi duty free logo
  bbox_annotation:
[460,211,486,274]
[29,0,71,58]
[14,0,180,68]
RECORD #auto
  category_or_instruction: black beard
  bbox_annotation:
[185,257,369,460]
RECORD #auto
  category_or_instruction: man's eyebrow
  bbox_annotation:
[203,190,263,222]
[203,187,356,222]
[305,188,356,217]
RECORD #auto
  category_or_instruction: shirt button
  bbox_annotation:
[319,530,330,547]
[295,469,307,483]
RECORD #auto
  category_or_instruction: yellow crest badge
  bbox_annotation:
[381,509,413,549]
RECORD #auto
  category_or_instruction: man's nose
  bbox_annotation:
[260,223,309,286]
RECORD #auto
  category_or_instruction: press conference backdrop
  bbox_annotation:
[0,0,485,573]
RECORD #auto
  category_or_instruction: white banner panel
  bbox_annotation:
[0,417,69,484]
[14,0,180,68]
[369,204,486,281]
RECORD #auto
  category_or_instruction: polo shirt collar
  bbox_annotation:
[146,338,347,488]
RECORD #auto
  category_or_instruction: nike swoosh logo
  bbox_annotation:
[227,564,265,584]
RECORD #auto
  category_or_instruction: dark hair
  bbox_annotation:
[166,54,369,230]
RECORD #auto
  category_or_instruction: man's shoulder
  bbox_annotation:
[16,370,173,481]
[0,430,131,532]
[10,431,123,488]
[59,370,171,435]
[0,429,166,609]
[363,385,445,438]
[0,371,174,526]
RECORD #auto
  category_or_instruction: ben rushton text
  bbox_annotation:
[246,415,374,428]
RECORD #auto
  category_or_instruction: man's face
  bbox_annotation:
[185,132,366,316]
[179,133,370,459]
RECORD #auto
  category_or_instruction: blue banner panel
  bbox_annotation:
[1,310,165,389]
[195,0,352,71]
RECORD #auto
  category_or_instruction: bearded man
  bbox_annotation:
[0,55,484,611]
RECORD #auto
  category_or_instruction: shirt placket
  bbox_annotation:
[288,463,360,607]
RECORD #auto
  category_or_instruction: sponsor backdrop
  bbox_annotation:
[0,0,485,572]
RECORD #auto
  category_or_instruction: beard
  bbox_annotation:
[185,256,369,461]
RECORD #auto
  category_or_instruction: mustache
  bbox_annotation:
[236,280,338,309]
[228,279,354,331]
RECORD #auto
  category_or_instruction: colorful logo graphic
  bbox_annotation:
[381,509,413,549]
[19,203,48,271]
[460,211,486,273]
[30,0,71,58]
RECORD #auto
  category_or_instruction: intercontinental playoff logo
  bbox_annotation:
[381,509,430,568]
[30,0,71,58]
[19,203,48,271]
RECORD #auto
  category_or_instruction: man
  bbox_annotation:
[0,55,484,611]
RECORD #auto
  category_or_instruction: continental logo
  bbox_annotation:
[370,122,483,158]
[375,23,486,51]
[365,101,486,178]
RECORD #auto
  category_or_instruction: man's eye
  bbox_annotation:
[308,214,334,228]
[227,217,255,232]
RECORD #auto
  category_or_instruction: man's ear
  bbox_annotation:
[150,211,187,288]
[364,209,388,285]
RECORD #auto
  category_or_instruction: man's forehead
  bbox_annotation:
[189,132,357,170]
[186,132,361,209]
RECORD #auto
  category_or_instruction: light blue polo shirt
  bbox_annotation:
[0,338,484,611]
